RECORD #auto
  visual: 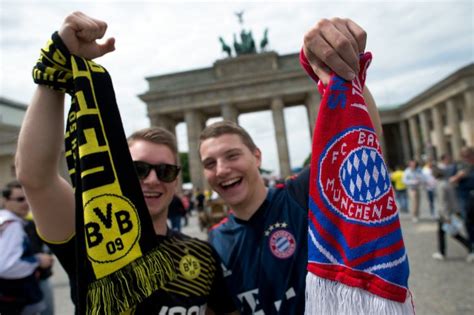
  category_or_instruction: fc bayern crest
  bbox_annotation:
[318,127,397,224]
[269,229,296,259]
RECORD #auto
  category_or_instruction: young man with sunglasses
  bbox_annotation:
[0,180,54,314]
[199,19,384,314]
[15,12,236,314]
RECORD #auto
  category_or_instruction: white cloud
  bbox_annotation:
[1,0,473,174]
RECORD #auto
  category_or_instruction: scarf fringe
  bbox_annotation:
[305,273,414,315]
[86,248,176,314]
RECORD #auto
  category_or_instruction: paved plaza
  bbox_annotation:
[50,203,473,314]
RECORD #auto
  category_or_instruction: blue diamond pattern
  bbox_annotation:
[340,148,391,202]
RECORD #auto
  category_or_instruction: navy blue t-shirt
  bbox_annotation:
[209,168,309,314]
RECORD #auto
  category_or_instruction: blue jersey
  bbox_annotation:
[209,168,309,314]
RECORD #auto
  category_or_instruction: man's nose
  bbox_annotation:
[216,160,230,177]
[142,168,161,183]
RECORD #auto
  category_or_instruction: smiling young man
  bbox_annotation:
[199,18,385,314]
[200,121,309,314]
[15,11,236,314]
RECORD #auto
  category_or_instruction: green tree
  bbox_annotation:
[179,152,190,183]
[303,153,311,167]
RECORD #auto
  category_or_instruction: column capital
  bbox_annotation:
[271,97,284,109]
[149,114,178,135]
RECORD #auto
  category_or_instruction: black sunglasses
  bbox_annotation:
[133,161,181,183]
[9,196,26,202]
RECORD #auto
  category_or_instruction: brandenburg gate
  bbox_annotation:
[139,52,320,189]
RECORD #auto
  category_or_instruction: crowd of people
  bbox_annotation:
[390,148,474,263]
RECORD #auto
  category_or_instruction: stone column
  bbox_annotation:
[399,120,411,163]
[149,114,182,190]
[464,90,474,145]
[221,103,239,123]
[431,105,447,159]
[305,91,320,138]
[418,111,434,160]
[150,114,177,136]
[408,116,421,161]
[185,110,206,190]
[446,99,462,160]
[271,98,292,178]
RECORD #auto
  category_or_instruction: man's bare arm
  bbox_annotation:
[16,86,76,242]
[364,87,383,141]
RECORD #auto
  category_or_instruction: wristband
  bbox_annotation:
[32,31,74,95]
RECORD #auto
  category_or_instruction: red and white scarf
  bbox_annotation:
[301,51,415,314]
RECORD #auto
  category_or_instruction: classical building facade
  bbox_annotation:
[140,53,474,189]
[381,63,474,166]
[0,97,69,188]
[139,52,321,189]
[0,97,27,188]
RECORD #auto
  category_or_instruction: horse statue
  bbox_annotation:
[260,28,269,51]
[219,37,232,57]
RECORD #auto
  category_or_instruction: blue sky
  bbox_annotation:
[1,0,473,174]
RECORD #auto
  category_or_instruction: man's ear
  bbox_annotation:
[254,148,262,168]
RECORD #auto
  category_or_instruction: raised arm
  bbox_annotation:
[16,87,75,242]
[15,12,115,242]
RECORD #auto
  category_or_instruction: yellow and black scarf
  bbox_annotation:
[33,32,176,314]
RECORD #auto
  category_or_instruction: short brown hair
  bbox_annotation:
[127,127,178,162]
[2,180,22,199]
[460,146,474,159]
[199,121,257,153]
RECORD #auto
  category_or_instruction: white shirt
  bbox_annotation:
[0,209,39,279]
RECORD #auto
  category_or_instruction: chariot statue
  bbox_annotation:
[218,11,269,57]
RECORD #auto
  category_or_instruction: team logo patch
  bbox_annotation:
[269,229,296,259]
[318,127,397,224]
[179,254,201,280]
[84,194,140,263]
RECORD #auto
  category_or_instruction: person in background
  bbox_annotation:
[391,164,408,213]
[195,188,206,213]
[438,153,456,179]
[450,146,474,262]
[0,180,53,315]
[180,192,191,227]
[167,194,186,231]
[403,160,425,222]
[431,167,471,261]
[422,159,437,218]
[23,213,55,315]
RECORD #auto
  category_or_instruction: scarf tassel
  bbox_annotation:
[86,248,176,315]
[305,273,415,315]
